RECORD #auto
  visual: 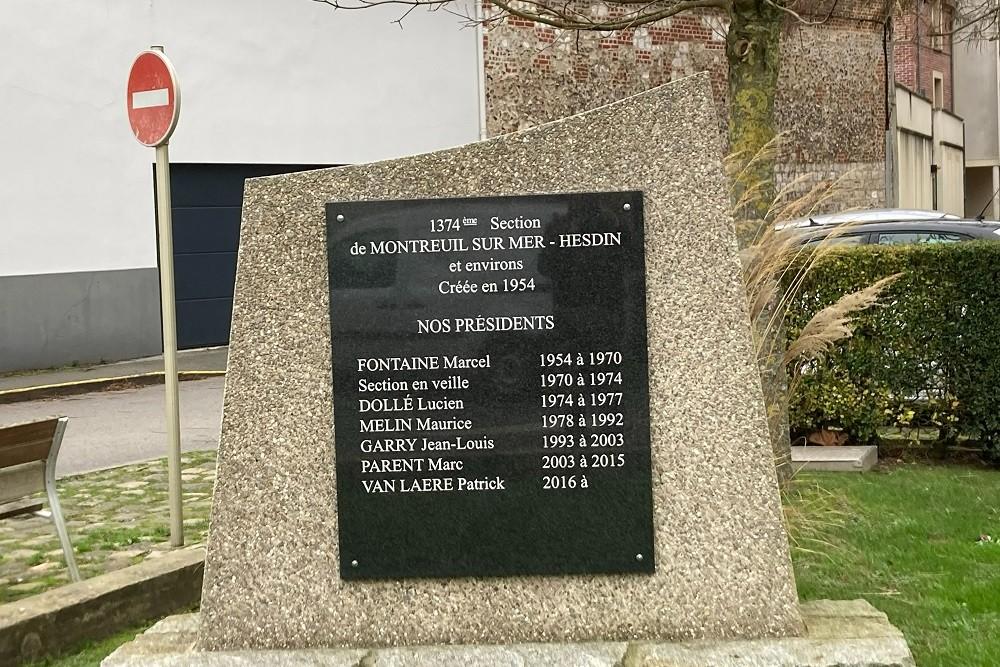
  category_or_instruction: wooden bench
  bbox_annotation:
[0,417,80,582]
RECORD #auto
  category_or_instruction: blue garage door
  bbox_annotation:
[161,164,332,349]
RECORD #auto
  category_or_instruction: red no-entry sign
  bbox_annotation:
[126,50,180,147]
[126,47,185,548]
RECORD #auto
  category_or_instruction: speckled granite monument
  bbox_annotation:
[100,73,914,667]
[195,72,805,648]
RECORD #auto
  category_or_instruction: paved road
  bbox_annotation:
[0,377,224,477]
[0,346,227,393]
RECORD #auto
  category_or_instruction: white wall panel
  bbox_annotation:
[954,41,999,164]
[897,131,933,210]
[937,145,965,216]
[0,0,480,276]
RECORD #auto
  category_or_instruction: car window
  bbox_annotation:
[804,234,865,247]
[876,232,967,245]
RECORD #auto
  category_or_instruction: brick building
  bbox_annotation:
[894,0,955,111]
[484,1,892,211]
[891,0,965,214]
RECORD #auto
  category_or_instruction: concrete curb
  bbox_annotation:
[0,372,224,405]
[0,547,205,665]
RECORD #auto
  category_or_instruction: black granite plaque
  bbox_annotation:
[326,192,653,580]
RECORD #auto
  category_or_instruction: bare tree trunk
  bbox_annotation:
[728,1,793,487]
[727,0,783,221]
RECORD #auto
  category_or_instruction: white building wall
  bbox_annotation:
[937,144,965,215]
[933,109,966,217]
[894,85,965,215]
[953,40,999,166]
[896,86,935,210]
[0,0,482,278]
[953,39,999,217]
[897,131,934,210]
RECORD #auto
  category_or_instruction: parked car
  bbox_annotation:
[776,208,961,230]
[780,209,1000,246]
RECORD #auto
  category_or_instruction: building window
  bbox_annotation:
[930,0,946,51]
[933,71,944,109]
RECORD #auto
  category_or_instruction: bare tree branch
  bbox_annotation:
[311,0,1000,46]
[313,0,732,31]
[765,0,840,26]
[488,0,728,31]
[946,1,1000,42]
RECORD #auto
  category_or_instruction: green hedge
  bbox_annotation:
[785,241,1000,459]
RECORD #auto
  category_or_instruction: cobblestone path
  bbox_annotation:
[0,450,216,604]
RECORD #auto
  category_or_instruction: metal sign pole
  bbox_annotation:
[155,139,184,547]
[128,44,183,547]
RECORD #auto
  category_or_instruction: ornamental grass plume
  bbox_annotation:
[781,477,851,558]
[783,274,902,383]
[726,135,900,487]
[725,137,904,550]
[726,135,898,383]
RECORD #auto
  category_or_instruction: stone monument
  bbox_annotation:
[103,73,913,666]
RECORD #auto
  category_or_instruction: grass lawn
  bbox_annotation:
[791,463,1000,667]
[25,622,152,667]
[14,461,998,666]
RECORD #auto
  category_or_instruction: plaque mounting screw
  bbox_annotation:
[623,203,632,211]
[351,559,358,567]
[336,214,346,223]
[635,553,643,562]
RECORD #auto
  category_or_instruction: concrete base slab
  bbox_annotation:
[101,600,913,666]
[791,446,878,472]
